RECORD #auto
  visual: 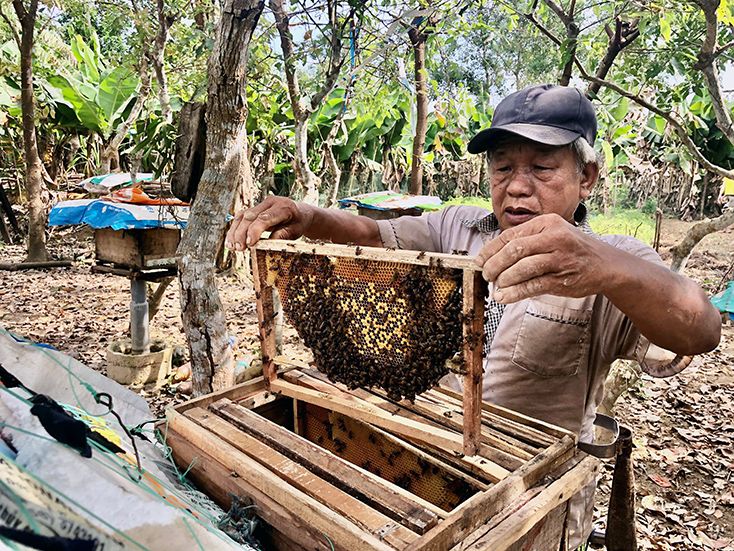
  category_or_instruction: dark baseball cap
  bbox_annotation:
[467,84,597,154]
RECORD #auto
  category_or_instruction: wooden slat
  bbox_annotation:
[270,379,468,455]
[174,376,266,413]
[426,389,557,449]
[168,409,404,551]
[252,239,483,272]
[435,385,576,443]
[185,406,418,547]
[454,456,598,551]
[270,379,512,483]
[461,270,485,456]
[287,369,519,482]
[210,398,443,532]
[188,406,420,548]
[252,250,277,385]
[237,389,281,410]
[401,437,577,551]
[406,394,527,469]
[423,389,554,451]
[164,429,336,551]
[447,486,545,551]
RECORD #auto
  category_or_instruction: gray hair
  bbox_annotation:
[486,136,600,173]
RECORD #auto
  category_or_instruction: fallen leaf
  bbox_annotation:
[696,530,731,549]
[641,495,666,514]
[649,473,673,487]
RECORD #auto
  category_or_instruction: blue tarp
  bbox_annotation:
[712,281,734,322]
[49,199,188,230]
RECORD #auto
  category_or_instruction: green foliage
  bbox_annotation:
[589,210,656,245]
[44,35,140,138]
[443,196,492,210]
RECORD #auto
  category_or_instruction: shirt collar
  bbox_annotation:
[461,203,594,236]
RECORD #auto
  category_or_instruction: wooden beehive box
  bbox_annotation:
[94,228,180,270]
[164,241,598,551]
[165,369,596,551]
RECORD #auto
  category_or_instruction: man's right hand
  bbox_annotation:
[225,196,313,250]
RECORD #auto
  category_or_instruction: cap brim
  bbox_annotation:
[467,124,582,154]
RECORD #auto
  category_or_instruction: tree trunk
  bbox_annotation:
[270,0,347,206]
[152,0,174,124]
[178,0,264,397]
[670,210,734,273]
[292,114,320,205]
[13,0,47,262]
[409,29,428,196]
[324,144,342,208]
[324,94,349,208]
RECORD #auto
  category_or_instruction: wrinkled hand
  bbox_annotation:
[225,196,311,250]
[475,214,609,303]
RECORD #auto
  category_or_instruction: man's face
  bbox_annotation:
[488,136,597,230]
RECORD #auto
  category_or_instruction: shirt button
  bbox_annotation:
[490,307,499,314]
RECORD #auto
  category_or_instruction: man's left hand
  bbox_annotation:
[475,214,608,303]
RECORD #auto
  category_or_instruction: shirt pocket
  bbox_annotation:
[511,298,592,378]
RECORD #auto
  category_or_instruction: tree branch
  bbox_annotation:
[586,18,640,97]
[523,0,734,179]
[0,3,21,50]
[523,10,563,46]
[578,67,734,179]
[714,38,734,58]
[269,0,304,121]
[310,1,347,112]
[691,0,734,144]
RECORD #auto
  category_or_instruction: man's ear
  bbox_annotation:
[579,163,599,200]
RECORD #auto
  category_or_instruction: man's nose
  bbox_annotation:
[506,169,533,196]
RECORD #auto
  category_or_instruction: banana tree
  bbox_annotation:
[42,34,149,174]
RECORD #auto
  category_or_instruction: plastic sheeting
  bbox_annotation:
[49,199,188,230]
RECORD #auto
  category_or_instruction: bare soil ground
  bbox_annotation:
[0,218,732,550]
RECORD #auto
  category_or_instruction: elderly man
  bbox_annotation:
[226,84,721,549]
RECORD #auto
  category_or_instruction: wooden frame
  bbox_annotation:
[251,240,487,456]
[164,368,589,551]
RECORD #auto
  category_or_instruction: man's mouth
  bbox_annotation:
[504,207,536,224]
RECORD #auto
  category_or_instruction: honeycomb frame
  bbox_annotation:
[252,240,487,456]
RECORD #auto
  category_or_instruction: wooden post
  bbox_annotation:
[251,248,277,386]
[462,270,485,456]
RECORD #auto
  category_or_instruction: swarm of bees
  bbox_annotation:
[266,251,465,401]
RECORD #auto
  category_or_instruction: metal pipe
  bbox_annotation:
[130,279,151,355]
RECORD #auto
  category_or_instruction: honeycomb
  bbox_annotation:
[301,403,476,511]
[258,250,465,401]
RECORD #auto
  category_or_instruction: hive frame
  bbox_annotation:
[251,240,487,456]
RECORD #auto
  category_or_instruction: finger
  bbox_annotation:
[226,201,273,250]
[481,235,551,282]
[270,226,302,241]
[474,218,547,268]
[245,206,297,248]
[225,210,246,250]
[494,275,554,304]
[493,253,558,290]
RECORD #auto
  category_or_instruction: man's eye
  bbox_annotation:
[495,166,511,172]
[535,165,551,171]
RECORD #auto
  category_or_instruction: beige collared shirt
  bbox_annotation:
[376,204,689,548]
